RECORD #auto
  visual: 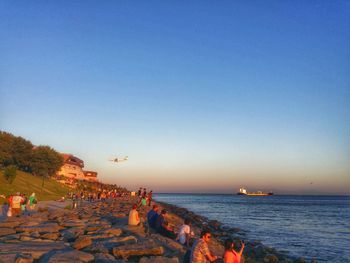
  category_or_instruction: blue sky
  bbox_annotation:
[1,1,349,194]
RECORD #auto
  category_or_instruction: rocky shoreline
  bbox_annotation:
[0,197,314,263]
[157,201,315,263]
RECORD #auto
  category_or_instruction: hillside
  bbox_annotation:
[0,170,70,204]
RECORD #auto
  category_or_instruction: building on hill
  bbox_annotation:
[57,154,98,182]
[83,171,98,182]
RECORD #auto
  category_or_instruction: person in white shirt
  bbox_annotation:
[178,218,194,247]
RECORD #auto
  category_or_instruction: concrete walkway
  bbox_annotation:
[0,200,72,222]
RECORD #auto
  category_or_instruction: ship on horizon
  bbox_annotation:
[237,187,273,196]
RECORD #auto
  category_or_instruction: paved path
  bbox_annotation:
[0,200,71,222]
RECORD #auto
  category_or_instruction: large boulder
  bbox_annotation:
[0,241,67,260]
[0,253,32,263]
[105,228,122,237]
[41,233,60,241]
[100,236,137,250]
[150,234,186,252]
[60,228,83,242]
[0,221,21,228]
[16,223,63,234]
[0,228,16,237]
[41,249,94,263]
[112,240,164,259]
[94,253,120,263]
[73,236,92,250]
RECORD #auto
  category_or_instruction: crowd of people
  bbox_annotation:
[136,187,153,206]
[128,202,245,263]
[0,192,37,217]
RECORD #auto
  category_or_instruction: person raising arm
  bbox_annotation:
[223,239,245,263]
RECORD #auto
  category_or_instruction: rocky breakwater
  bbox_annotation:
[157,201,316,263]
[0,198,186,263]
[0,198,315,263]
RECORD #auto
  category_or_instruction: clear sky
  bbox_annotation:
[1,1,349,194]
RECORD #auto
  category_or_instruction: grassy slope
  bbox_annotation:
[0,170,70,204]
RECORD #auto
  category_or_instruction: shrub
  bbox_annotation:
[3,165,17,184]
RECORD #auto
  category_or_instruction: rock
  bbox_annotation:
[41,233,60,240]
[30,232,40,238]
[0,241,67,260]
[60,220,86,228]
[60,228,83,242]
[100,236,137,250]
[16,223,63,234]
[113,213,127,218]
[87,233,112,240]
[73,236,92,250]
[43,249,94,263]
[15,254,33,263]
[105,228,122,237]
[122,225,147,237]
[94,253,120,263]
[0,253,17,263]
[151,234,186,252]
[86,242,109,254]
[0,221,21,228]
[0,228,16,237]
[20,221,40,227]
[20,235,34,241]
[113,240,164,259]
[264,254,279,262]
[139,256,179,263]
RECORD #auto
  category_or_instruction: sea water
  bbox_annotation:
[154,194,350,262]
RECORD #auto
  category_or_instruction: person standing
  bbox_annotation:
[28,193,37,210]
[20,194,27,214]
[223,239,245,263]
[147,190,153,206]
[11,193,23,216]
[191,229,219,263]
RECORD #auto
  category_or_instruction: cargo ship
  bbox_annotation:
[237,188,273,196]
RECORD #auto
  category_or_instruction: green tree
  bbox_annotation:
[3,165,17,184]
[0,131,15,168]
[31,146,63,188]
[0,131,33,171]
[12,136,33,172]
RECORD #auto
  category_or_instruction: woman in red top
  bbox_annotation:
[223,238,245,263]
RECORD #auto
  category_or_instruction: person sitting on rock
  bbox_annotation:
[147,204,159,229]
[128,204,141,226]
[223,238,245,263]
[178,218,195,247]
[155,209,176,239]
[191,229,219,263]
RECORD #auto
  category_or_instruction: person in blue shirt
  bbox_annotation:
[147,204,159,229]
[155,209,177,239]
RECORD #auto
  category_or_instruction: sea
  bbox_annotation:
[154,194,350,263]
